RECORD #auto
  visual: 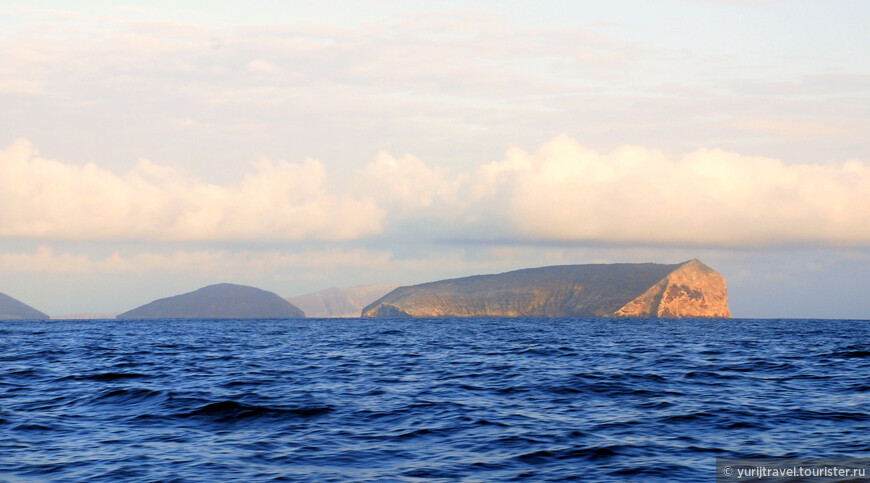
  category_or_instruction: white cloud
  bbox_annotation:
[2,136,870,247]
[0,8,628,113]
[352,151,464,214]
[733,120,851,138]
[245,59,277,73]
[0,78,46,95]
[0,245,396,274]
[0,139,383,241]
[0,245,503,287]
[3,4,866,175]
[473,136,870,246]
[0,246,92,273]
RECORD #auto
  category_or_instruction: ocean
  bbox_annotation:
[1,318,868,481]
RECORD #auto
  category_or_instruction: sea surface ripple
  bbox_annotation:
[1,318,869,481]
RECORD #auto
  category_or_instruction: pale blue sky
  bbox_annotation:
[1,1,868,317]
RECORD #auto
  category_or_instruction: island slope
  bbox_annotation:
[118,283,305,319]
[0,291,50,320]
[362,259,730,318]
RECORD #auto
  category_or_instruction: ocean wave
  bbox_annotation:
[1,318,869,481]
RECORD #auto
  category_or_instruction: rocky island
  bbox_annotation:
[0,291,50,320]
[118,283,305,319]
[362,259,730,318]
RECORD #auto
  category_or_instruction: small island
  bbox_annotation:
[118,283,305,319]
[362,259,730,318]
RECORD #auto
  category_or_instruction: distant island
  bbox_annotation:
[287,285,398,318]
[0,291,50,320]
[5,260,730,321]
[118,283,305,319]
[53,313,121,320]
[362,259,730,318]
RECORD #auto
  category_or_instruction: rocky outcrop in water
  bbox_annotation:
[361,259,730,318]
[0,291,50,320]
[287,285,398,317]
[118,283,305,319]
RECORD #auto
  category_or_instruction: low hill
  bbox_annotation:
[118,283,305,319]
[362,259,730,318]
[0,291,50,320]
[287,285,398,317]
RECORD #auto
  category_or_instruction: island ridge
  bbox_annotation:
[118,283,305,319]
[362,259,730,318]
[0,291,50,320]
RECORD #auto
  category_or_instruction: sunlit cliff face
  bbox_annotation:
[363,260,730,319]
[615,260,730,318]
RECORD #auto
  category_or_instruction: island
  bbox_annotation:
[0,291,50,320]
[287,285,398,318]
[118,283,305,319]
[362,259,730,318]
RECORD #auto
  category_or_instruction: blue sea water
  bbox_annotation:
[1,318,869,481]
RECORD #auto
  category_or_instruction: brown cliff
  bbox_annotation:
[612,259,730,318]
[361,259,730,318]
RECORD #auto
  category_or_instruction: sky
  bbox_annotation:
[1,0,869,318]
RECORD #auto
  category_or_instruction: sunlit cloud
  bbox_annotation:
[352,151,465,215]
[245,59,278,73]
[0,7,629,110]
[733,120,851,138]
[0,246,515,285]
[347,136,870,247]
[0,139,383,241]
[470,136,870,246]
[0,246,395,274]
[3,136,870,247]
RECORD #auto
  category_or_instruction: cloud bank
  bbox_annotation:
[0,246,393,274]
[473,136,870,246]
[2,136,869,247]
[0,139,382,241]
